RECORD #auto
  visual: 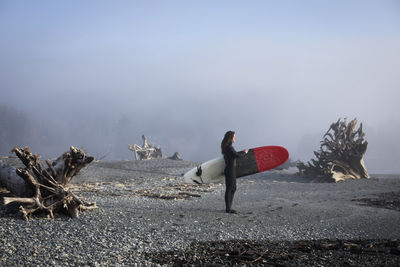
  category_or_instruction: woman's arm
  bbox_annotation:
[228,145,248,158]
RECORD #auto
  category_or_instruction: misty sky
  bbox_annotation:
[0,1,399,173]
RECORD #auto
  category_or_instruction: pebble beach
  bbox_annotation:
[1,158,400,266]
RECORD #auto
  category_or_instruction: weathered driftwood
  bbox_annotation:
[297,118,369,182]
[168,152,183,161]
[128,135,162,160]
[0,146,97,219]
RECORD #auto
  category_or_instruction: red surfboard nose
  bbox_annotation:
[253,146,289,172]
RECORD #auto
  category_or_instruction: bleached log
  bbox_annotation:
[3,197,36,205]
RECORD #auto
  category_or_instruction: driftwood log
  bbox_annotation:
[297,118,369,182]
[0,146,97,219]
[128,135,162,160]
[168,152,183,161]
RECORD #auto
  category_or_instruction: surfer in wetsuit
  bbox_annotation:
[221,131,248,213]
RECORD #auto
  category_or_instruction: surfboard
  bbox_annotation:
[184,146,289,184]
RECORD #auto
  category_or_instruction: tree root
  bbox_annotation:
[1,146,97,219]
[297,118,369,182]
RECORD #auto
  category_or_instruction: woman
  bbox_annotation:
[221,131,248,213]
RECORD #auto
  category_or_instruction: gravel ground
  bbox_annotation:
[1,158,400,266]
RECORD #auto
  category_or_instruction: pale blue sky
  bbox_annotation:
[0,1,399,172]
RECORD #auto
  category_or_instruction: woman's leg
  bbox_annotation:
[225,183,232,211]
[225,172,237,213]
[230,178,236,209]
[225,171,234,212]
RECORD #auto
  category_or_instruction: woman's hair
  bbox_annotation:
[221,131,235,154]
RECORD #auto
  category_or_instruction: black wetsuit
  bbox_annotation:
[222,143,246,212]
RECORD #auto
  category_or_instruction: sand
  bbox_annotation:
[1,158,400,265]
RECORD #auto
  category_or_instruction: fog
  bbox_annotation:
[1,1,399,173]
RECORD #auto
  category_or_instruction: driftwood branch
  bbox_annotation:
[297,118,369,182]
[0,146,97,219]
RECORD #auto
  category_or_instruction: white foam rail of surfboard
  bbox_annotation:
[183,157,226,184]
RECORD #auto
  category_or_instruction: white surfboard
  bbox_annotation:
[183,146,290,184]
[184,157,226,184]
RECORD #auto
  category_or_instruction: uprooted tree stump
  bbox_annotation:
[128,135,162,160]
[0,146,97,219]
[297,118,369,182]
[128,135,183,161]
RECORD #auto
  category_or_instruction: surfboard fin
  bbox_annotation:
[196,166,202,176]
[195,166,205,183]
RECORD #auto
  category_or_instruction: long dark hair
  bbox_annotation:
[221,130,235,154]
